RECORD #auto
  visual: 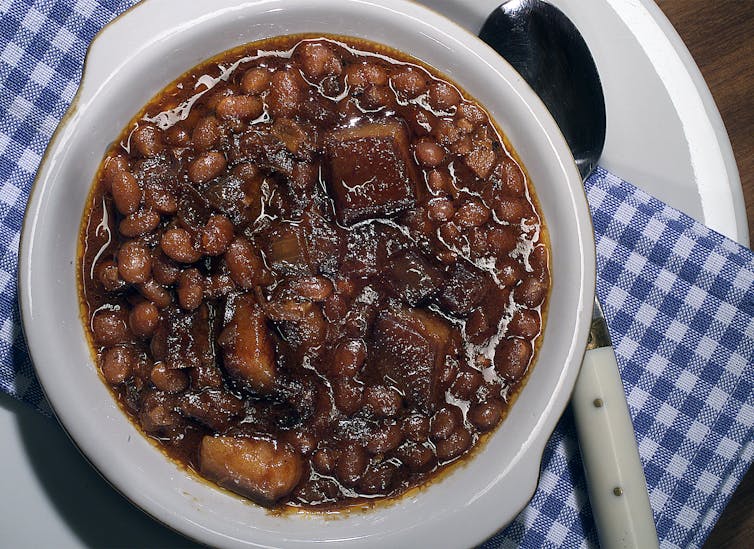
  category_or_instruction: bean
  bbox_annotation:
[241,67,271,95]
[232,162,261,183]
[323,293,348,323]
[357,462,398,495]
[150,361,189,393]
[415,139,445,167]
[514,274,549,308]
[329,338,366,378]
[438,221,465,249]
[468,226,489,258]
[427,81,461,111]
[102,155,129,190]
[391,67,428,98]
[433,118,463,146]
[361,85,393,110]
[311,447,338,476]
[508,308,540,339]
[450,367,484,400]
[495,156,526,196]
[119,208,160,238]
[188,151,227,183]
[486,225,518,256]
[496,258,523,288]
[92,309,131,346]
[345,62,387,91]
[164,124,190,147]
[129,301,160,338]
[131,124,164,157]
[161,227,201,263]
[150,322,168,362]
[437,357,459,388]
[427,197,455,222]
[427,169,453,195]
[457,102,487,125]
[117,241,152,284]
[435,427,472,461]
[192,116,221,151]
[331,378,364,415]
[400,442,435,472]
[366,422,403,454]
[177,268,204,311]
[225,237,267,289]
[465,307,494,344]
[468,398,504,432]
[151,249,180,285]
[299,42,343,80]
[111,170,141,216]
[336,444,368,486]
[268,70,305,118]
[137,280,172,309]
[216,95,263,120]
[204,272,237,299]
[200,214,234,256]
[95,260,126,292]
[101,345,136,385]
[144,185,178,215]
[363,385,403,418]
[430,404,462,441]
[530,244,548,274]
[139,390,181,434]
[494,337,533,382]
[289,276,334,302]
[454,199,490,228]
[455,117,474,134]
[494,197,533,223]
[401,414,430,442]
[281,430,317,456]
[452,135,473,156]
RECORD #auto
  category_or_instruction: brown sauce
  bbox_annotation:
[78,34,550,510]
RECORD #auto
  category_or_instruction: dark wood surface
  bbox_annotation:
[655,2,754,547]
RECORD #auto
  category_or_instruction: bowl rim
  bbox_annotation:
[18,0,596,546]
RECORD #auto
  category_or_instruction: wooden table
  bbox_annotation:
[655,2,754,547]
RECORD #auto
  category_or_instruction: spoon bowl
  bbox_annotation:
[480,0,606,179]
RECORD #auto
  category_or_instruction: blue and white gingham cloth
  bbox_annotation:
[1,2,752,547]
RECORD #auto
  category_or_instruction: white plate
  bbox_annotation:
[3,0,746,547]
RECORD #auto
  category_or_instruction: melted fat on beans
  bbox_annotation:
[79,34,550,510]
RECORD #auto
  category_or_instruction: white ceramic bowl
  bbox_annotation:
[19,0,595,547]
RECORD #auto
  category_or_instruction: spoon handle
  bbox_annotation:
[572,345,659,549]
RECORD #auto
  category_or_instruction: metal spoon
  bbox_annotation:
[479,2,659,548]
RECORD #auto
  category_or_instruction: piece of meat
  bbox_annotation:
[439,261,494,316]
[370,306,452,412]
[270,117,318,160]
[233,128,295,177]
[261,221,311,276]
[177,389,245,432]
[324,120,418,225]
[177,183,211,237]
[218,294,276,392]
[205,174,264,228]
[301,206,344,276]
[385,250,445,306]
[265,300,327,350]
[199,436,303,506]
[162,304,213,370]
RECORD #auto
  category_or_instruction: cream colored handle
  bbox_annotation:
[572,346,659,549]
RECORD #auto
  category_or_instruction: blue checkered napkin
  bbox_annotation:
[1,1,753,547]
[484,168,754,549]
[0,0,138,415]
